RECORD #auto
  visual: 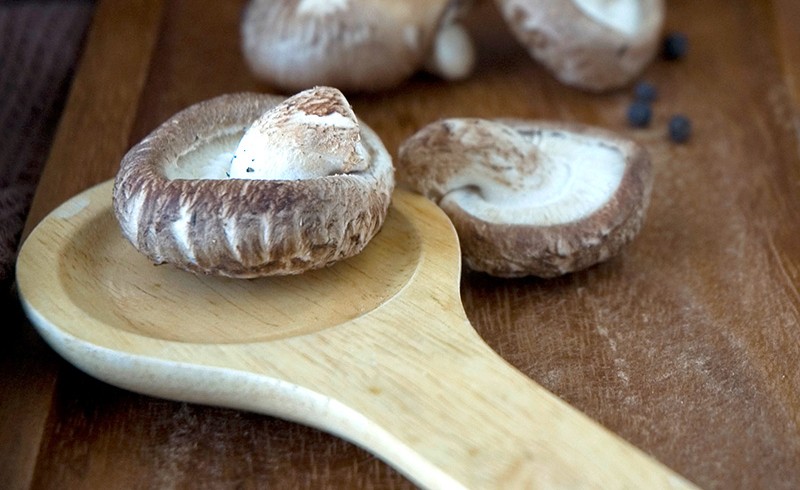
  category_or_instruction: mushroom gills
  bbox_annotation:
[571,0,643,37]
[162,131,242,180]
[442,130,626,225]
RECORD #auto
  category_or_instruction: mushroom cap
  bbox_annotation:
[494,0,665,91]
[397,118,653,278]
[241,0,475,92]
[112,91,394,278]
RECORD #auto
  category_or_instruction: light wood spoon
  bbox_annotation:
[17,180,696,489]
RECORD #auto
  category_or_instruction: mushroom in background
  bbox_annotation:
[241,0,476,93]
[113,87,395,278]
[397,118,653,278]
[494,0,665,91]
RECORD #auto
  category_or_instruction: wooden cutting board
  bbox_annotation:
[10,0,800,488]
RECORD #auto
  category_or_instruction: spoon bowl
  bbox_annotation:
[56,187,421,344]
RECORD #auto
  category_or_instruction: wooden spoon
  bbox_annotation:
[17,180,696,489]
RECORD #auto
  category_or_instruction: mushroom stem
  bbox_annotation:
[424,22,476,81]
[229,87,367,181]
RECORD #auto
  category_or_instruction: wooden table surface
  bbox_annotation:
[5,0,800,488]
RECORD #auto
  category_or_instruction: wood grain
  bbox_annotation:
[771,0,800,112]
[7,0,800,488]
[22,0,164,236]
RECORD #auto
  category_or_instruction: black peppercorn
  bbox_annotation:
[668,115,692,143]
[663,32,689,60]
[627,101,652,128]
[634,81,658,103]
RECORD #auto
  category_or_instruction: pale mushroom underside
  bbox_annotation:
[441,130,626,226]
[398,118,652,277]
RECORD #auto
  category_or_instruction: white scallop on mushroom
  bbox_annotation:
[397,118,653,278]
[494,0,665,91]
[113,87,395,278]
[241,0,476,93]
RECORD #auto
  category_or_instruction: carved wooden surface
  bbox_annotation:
[5,0,800,488]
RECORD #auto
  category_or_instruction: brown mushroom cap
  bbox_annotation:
[494,0,665,91]
[112,91,394,278]
[241,0,475,93]
[397,118,653,278]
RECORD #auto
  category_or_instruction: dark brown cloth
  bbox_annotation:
[0,1,95,293]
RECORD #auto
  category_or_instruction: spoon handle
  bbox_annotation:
[264,306,698,490]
